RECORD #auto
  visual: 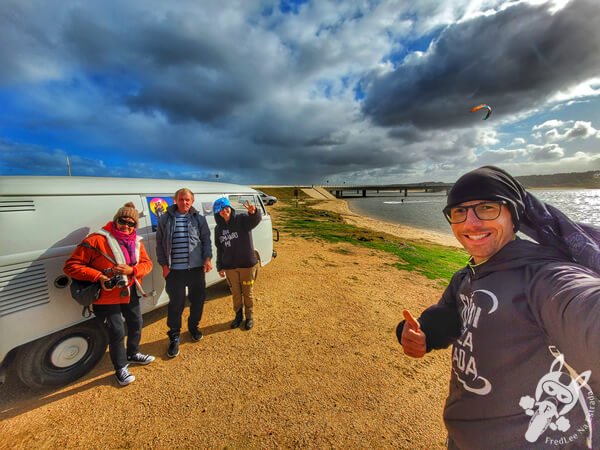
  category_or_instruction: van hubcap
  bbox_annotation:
[50,337,89,368]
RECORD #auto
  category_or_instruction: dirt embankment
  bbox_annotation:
[0,201,453,449]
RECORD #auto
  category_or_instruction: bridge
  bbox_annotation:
[320,182,454,198]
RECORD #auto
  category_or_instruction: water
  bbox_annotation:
[345,189,600,235]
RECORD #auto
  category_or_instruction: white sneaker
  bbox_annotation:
[115,367,135,386]
[127,352,155,365]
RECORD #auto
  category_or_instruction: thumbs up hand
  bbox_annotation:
[401,309,427,358]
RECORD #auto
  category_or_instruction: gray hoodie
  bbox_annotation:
[403,239,600,449]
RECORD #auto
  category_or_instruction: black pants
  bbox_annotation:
[93,291,142,371]
[166,268,206,340]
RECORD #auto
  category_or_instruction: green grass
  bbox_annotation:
[277,200,468,283]
[251,186,310,201]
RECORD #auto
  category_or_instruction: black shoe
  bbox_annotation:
[190,328,203,342]
[167,338,180,358]
[231,309,243,329]
[245,318,254,330]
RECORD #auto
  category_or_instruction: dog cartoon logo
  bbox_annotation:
[519,349,592,444]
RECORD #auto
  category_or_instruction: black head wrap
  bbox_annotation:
[446,165,600,272]
[446,166,525,229]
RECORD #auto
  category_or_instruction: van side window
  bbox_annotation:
[255,195,266,214]
[200,202,213,216]
[229,195,264,214]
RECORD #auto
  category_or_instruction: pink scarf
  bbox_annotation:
[104,222,138,266]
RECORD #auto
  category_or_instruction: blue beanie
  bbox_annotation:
[213,197,232,214]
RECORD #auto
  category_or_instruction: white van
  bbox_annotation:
[0,176,277,388]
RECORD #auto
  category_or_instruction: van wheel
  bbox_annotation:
[15,321,108,389]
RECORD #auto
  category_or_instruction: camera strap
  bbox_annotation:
[78,242,150,298]
[79,242,118,264]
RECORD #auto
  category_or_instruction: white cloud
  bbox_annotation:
[549,77,600,103]
[477,148,526,164]
[533,120,600,143]
[526,143,565,161]
[533,120,566,130]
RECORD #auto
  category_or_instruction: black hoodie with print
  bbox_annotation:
[214,208,262,271]
[398,238,600,449]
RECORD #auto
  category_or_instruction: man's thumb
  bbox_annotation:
[402,309,420,330]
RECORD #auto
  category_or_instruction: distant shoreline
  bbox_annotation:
[309,198,461,248]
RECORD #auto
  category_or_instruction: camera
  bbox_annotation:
[103,274,128,289]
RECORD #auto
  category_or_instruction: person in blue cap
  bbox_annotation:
[213,196,262,330]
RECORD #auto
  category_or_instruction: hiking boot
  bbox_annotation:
[231,309,243,329]
[127,352,155,365]
[190,328,203,342]
[245,317,254,330]
[167,338,180,358]
[115,367,135,386]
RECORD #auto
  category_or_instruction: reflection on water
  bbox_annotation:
[534,190,600,225]
[346,190,600,235]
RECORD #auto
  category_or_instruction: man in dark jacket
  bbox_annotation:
[213,197,262,330]
[156,188,212,358]
[398,166,600,450]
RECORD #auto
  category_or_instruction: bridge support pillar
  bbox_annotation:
[362,189,366,197]
[404,188,408,197]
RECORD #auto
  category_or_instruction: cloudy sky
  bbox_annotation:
[1,0,599,185]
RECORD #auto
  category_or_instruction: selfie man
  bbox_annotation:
[398,166,600,449]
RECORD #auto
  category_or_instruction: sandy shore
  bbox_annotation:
[313,198,461,248]
[0,199,453,449]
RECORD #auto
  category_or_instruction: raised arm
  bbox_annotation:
[529,263,600,393]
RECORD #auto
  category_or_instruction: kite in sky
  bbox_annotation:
[471,104,492,120]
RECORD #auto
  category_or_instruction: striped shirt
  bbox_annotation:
[170,213,190,269]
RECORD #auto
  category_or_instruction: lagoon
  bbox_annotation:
[345,189,600,235]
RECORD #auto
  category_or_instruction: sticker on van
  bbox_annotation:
[146,196,174,231]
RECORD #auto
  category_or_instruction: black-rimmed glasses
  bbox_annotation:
[443,201,506,224]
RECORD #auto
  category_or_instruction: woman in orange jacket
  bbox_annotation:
[64,202,153,386]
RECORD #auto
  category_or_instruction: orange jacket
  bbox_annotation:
[64,231,152,305]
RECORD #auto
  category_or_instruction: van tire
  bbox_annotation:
[15,321,108,389]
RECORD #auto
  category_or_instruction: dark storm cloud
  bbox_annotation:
[0,3,58,84]
[362,0,600,129]
[387,125,428,143]
[0,140,105,176]
[59,7,255,124]
[304,131,348,147]
[127,77,250,123]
